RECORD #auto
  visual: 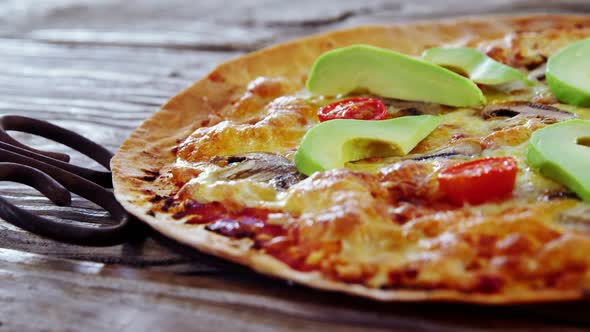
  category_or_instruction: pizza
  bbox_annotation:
[112,15,590,303]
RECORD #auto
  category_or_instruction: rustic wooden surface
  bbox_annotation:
[1,1,590,331]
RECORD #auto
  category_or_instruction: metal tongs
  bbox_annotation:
[0,115,134,246]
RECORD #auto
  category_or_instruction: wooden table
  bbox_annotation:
[1,1,589,331]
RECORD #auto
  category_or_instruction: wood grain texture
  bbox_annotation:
[0,0,589,331]
[0,248,588,332]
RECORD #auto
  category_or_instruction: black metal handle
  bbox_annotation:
[0,162,133,246]
[0,115,113,188]
[0,115,136,246]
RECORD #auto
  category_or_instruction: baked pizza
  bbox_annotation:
[112,15,590,303]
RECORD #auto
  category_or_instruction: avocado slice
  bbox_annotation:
[527,119,590,201]
[294,115,441,175]
[306,45,485,107]
[547,37,590,106]
[422,47,532,86]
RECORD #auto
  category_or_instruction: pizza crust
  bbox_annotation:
[112,14,590,303]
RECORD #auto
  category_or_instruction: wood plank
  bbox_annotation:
[0,248,587,332]
[5,0,590,48]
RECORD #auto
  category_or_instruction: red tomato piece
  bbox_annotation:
[317,97,388,122]
[437,157,518,206]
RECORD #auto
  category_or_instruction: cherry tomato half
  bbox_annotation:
[318,97,388,122]
[438,157,518,206]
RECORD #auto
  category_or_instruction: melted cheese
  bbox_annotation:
[177,96,317,161]
[168,27,590,292]
[176,163,279,206]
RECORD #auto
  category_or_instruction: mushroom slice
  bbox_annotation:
[482,102,578,123]
[374,140,482,164]
[528,62,547,81]
[212,152,305,190]
[381,99,443,117]
[413,140,482,161]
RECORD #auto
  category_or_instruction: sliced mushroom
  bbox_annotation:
[381,99,443,116]
[415,140,483,161]
[544,191,578,201]
[211,152,305,190]
[372,140,482,164]
[559,204,590,232]
[482,102,578,123]
[528,62,547,81]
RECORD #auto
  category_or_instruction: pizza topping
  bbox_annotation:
[380,159,448,204]
[306,45,485,107]
[177,96,316,162]
[473,275,505,293]
[528,62,547,81]
[547,37,590,106]
[165,199,284,240]
[480,117,546,150]
[206,213,283,239]
[438,157,518,205]
[559,204,590,232]
[294,115,441,175]
[181,201,226,224]
[380,140,482,163]
[480,26,590,69]
[350,139,482,173]
[527,119,590,202]
[228,76,297,123]
[317,97,387,122]
[211,152,305,190]
[422,47,532,86]
[482,102,578,123]
[382,99,444,117]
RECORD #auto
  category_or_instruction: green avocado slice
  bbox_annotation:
[527,119,590,201]
[306,45,485,107]
[294,115,441,175]
[422,47,533,86]
[546,37,590,106]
